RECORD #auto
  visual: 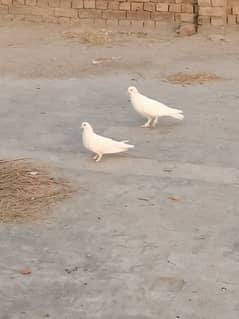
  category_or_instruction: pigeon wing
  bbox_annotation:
[91,133,133,154]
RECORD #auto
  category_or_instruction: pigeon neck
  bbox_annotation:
[84,127,94,134]
[130,92,138,101]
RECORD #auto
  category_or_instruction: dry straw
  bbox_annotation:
[167,72,222,85]
[0,159,72,223]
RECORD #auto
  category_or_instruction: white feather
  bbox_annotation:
[81,122,134,161]
[128,86,184,125]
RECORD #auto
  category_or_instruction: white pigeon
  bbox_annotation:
[128,86,184,128]
[81,122,134,162]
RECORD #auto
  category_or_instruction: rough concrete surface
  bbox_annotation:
[0,22,239,319]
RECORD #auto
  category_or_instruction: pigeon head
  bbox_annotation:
[128,86,138,96]
[81,122,93,131]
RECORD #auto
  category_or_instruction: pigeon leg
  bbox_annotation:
[95,154,103,162]
[142,118,152,128]
[151,117,159,128]
[93,154,98,160]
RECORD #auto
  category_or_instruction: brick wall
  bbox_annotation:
[198,0,239,26]
[0,0,238,31]
[0,0,195,29]
[227,0,239,25]
[198,0,224,26]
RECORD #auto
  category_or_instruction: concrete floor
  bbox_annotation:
[0,23,239,319]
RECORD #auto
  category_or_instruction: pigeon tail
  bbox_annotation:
[119,142,134,149]
[126,144,134,149]
[170,113,184,120]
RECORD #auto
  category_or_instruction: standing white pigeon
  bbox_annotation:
[81,122,134,162]
[128,86,184,128]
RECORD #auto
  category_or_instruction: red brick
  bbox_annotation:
[95,0,107,9]
[9,6,32,14]
[60,0,71,8]
[155,19,173,27]
[84,0,95,9]
[143,19,155,29]
[119,2,130,10]
[227,14,236,24]
[72,0,83,8]
[102,9,126,18]
[199,6,224,16]
[198,15,210,24]
[49,0,60,8]
[198,0,211,6]
[211,16,224,25]
[42,15,59,22]
[32,6,54,15]
[152,11,172,22]
[108,1,119,10]
[131,2,143,11]
[174,13,181,22]
[71,17,81,23]
[127,10,150,19]
[55,8,77,17]
[1,15,14,21]
[106,18,118,26]
[58,16,71,22]
[36,0,49,7]
[0,7,8,14]
[156,3,169,12]
[94,18,106,26]
[181,4,193,13]
[181,13,194,22]
[80,18,94,24]
[169,4,181,12]
[179,0,193,4]
[211,0,224,6]
[143,2,155,12]
[226,7,232,15]
[1,0,13,5]
[78,8,102,17]
[26,0,37,5]
[25,15,43,22]
[12,14,26,21]
[13,0,24,5]
[233,7,239,15]
[131,19,144,29]
[119,19,131,27]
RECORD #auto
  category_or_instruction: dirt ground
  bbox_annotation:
[0,21,239,319]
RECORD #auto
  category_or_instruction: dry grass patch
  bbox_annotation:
[166,72,223,85]
[0,159,72,223]
[62,29,112,45]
